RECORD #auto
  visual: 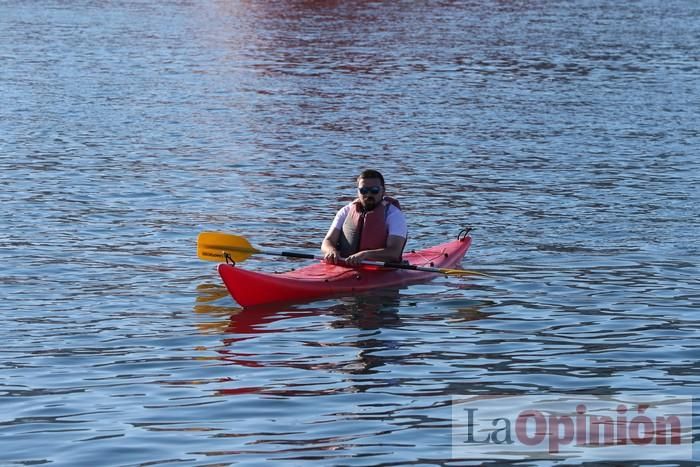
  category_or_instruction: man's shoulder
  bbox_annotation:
[338,202,355,213]
[386,203,405,217]
[332,203,354,221]
[385,203,407,237]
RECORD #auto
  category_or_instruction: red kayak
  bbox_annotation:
[218,233,472,307]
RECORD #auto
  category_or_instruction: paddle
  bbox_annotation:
[197,231,490,277]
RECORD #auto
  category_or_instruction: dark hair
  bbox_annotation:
[357,169,385,187]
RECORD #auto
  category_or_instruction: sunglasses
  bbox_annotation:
[358,186,382,195]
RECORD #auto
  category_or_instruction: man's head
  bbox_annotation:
[356,169,385,211]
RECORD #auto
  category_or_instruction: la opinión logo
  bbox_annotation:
[451,395,693,461]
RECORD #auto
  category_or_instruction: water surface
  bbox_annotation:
[1,0,698,464]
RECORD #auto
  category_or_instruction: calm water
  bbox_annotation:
[1,0,699,465]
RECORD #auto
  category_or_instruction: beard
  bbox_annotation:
[362,197,378,211]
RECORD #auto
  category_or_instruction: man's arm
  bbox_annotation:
[344,234,405,266]
[321,228,342,264]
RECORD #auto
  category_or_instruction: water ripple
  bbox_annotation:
[2,0,699,464]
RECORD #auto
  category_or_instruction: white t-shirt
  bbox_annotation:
[327,202,408,239]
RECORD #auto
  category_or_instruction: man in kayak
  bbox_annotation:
[322,169,407,266]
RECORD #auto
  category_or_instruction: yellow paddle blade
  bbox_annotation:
[197,232,260,262]
[441,268,493,277]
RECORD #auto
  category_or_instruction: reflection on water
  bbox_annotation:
[196,284,410,376]
[2,0,699,464]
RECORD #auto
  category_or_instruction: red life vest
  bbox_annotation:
[337,197,402,257]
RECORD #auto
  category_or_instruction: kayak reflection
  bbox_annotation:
[193,283,489,397]
[194,283,488,334]
[193,282,404,334]
[223,287,404,334]
[220,292,406,396]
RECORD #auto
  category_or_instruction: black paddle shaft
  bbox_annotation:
[279,251,316,259]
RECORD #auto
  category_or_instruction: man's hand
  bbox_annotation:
[344,250,371,266]
[323,248,341,264]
